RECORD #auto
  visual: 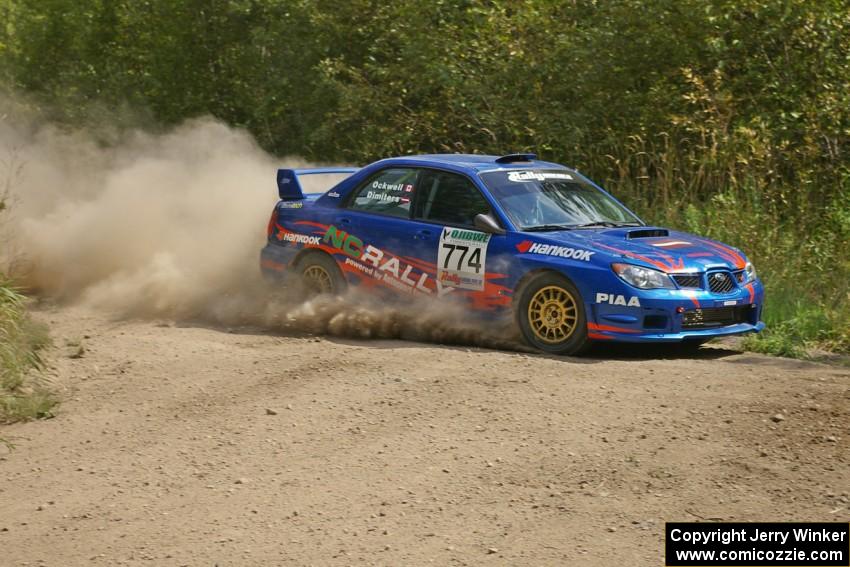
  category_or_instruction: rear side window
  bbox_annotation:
[414,170,490,228]
[348,168,417,218]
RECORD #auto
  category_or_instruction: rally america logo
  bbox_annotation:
[516,240,594,262]
[507,171,573,182]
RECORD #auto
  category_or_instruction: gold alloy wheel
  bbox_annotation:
[302,264,333,294]
[527,285,578,343]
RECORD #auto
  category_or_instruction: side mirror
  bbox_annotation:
[474,213,506,235]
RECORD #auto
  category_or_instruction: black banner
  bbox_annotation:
[666,522,849,566]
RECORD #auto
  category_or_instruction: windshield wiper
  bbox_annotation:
[522,224,575,232]
[571,221,643,229]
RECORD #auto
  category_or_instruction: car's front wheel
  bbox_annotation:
[516,272,590,356]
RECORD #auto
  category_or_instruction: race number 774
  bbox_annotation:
[441,243,482,273]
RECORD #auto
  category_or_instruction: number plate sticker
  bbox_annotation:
[437,227,491,290]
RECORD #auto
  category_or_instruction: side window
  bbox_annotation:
[414,170,491,227]
[348,168,417,218]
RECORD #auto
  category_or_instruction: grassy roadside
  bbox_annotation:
[0,277,55,423]
[1,144,56,423]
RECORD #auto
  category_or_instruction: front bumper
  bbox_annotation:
[589,320,765,343]
[587,279,765,343]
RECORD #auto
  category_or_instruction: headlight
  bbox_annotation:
[611,263,675,289]
[744,262,756,282]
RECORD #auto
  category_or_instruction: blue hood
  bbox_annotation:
[518,227,748,272]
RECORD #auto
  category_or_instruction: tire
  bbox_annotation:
[516,272,591,356]
[296,252,347,296]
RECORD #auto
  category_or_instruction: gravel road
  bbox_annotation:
[1,304,847,566]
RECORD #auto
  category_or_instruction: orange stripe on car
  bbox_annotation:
[587,322,641,334]
[684,291,700,308]
[595,243,684,273]
[701,240,746,269]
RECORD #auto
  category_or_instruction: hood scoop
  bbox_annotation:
[626,228,669,239]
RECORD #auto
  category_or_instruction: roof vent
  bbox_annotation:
[495,153,537,163]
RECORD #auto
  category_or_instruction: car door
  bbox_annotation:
[334,167,429,296]
[335,166,510,305]
[406,168,513,308]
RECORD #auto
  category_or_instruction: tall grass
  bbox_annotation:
[0,277,55,422]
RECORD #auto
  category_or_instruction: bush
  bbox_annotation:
[0,277,55,423]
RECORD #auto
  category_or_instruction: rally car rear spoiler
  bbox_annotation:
[277,168,360,200]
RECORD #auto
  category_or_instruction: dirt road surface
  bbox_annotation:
[1,304,848,566]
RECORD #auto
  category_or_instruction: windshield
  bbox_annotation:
[480,169,642,230]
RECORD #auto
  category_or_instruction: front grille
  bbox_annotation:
[673,274,702,289]
[682,306,750,329]
[707,271,735,294]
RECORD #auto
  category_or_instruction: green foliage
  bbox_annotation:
[0,0,848,356]
[0,278,55,422]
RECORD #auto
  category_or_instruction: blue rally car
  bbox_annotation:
[260,153,764,355]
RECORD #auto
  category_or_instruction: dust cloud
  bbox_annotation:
[0,108,521,350]
[247,292,523,351]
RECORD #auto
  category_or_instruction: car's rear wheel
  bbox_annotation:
[516,272,591,355]
[297,253,347,296]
